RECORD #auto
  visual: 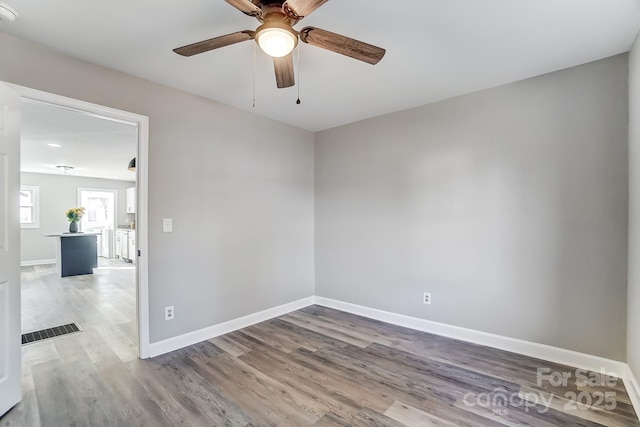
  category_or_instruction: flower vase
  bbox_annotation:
[69,221,78,233]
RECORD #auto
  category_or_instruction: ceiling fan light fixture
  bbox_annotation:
[255,23,297,58]
[173,1,386,89]
[0,2,19,22]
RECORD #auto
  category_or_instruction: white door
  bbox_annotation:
[0,83,22,415]
[0,83,21,415]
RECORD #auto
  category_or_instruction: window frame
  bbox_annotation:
[20,185,40,229]
[77,187,118,231]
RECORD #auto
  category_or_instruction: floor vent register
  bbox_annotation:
[21,323,82,345]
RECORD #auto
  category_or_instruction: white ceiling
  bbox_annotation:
[20,100,138,181]
[2,1,640,132]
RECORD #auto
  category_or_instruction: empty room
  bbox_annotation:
[2,1,640,426]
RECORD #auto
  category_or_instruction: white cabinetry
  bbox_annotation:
[115,230,124,259]
[116,229,135,261]
[120,232,129,261]
[128,231,136,264]
[126,187,136,214]
[116,229,134,262]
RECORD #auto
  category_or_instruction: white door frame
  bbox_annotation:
[11,84,151,358]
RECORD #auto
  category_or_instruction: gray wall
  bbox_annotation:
[20,172,134,263]
[0,33,316,343]
[315,54,629,360]
[3,31,631,361]
[629,35,640,376]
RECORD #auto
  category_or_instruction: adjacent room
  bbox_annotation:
[1,0,640,426]
[18,99,139,359]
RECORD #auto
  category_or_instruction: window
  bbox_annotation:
[20,185,40,229]
[77,188,116,231]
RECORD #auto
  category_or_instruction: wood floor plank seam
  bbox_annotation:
[3,263,638,426]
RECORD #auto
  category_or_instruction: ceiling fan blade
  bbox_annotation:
[300,27,385,65]
[273,53,295,88]
[284,0,328,18]
[225,0,262,17]
[174,31,255,57]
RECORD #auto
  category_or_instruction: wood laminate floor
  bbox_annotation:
[1,262,638,426]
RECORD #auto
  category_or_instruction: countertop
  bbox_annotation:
[44,232,101,237]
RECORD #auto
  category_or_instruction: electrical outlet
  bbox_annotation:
[165,305,174,320]
[423,292,432,305]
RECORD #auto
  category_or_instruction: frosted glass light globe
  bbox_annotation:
[256,27,297,58]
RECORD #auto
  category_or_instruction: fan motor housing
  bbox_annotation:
[258,4,299,26]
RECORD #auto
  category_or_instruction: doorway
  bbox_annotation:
[14,84,150,358]
[78,188,117,231]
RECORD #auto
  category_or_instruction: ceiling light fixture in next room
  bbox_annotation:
[56,165,74,174]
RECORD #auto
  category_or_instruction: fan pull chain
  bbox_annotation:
[252,43,256,108]
[296,43,301,105]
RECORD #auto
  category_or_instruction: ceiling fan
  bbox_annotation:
[173,0,386,89]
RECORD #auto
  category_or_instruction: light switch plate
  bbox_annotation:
[163,218,173,232]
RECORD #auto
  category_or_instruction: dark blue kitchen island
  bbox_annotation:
[45,232,99,277]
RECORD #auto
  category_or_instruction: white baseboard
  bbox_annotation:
[314,296,628,378]
[624,365,640,413]
[148,296,315,358]
[20,259,55,267]
[145,294,639,415]
[149,294,627,376]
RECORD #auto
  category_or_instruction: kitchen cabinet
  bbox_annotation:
[116,229,128,261]
[128,231,136,264]
[116,229,136,263]
[120,233,129,261]
[126,187,136,213]
[115,230,123,258]
[45,233,99,277]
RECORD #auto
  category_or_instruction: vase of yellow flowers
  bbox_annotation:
[65,207,85,233]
